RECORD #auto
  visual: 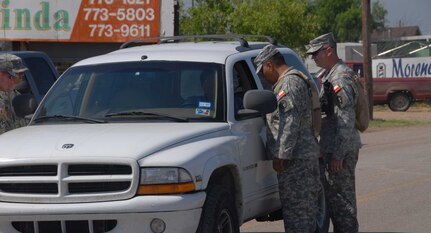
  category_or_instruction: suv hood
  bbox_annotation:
[0,123,229,160]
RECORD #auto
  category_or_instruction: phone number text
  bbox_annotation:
[83,8,155,21]
[89,24,151,37]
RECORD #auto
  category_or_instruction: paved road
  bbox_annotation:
[241,125,431,233]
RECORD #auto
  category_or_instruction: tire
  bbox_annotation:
[388,92,411,111]
[314,186,330,233]
[196,184,239,233]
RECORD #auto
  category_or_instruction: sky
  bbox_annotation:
[373,0,431,35]
[183,0,431,36]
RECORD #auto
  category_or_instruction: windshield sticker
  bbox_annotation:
[195,108,211,116]
[198,101,212,108]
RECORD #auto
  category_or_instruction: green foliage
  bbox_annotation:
[334,6,362,42]
[179,0,387,49]
[179,0,319,52]
[310,0,387,42]
[371,0,387,32]
[311,0,361,42]
[180,0,236,35]
[230,0,319,52]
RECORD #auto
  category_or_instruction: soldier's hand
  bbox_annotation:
[272,158,285,173]
[329,159,343,173]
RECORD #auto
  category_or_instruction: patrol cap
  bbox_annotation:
[0,59,16,77]
[254,44,281,74]
[306,32,337,54]
[0,53,28,73]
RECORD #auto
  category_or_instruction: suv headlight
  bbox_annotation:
[138,167,195,195]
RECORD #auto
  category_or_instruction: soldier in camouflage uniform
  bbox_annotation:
[0,60,16,120]
[254,45,321,233]
[0,54,28,134]
[306,32,361,233]
[0,91,14,132]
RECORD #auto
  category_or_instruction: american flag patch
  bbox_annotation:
[277,90,286,101]
[333,85,341,93]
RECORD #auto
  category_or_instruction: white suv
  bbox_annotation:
[0,35,324,233]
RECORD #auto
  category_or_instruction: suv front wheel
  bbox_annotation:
[196,184,239,233]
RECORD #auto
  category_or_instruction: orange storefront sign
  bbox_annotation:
[0,0,161,42]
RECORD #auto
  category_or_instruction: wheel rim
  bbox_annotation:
[391,94,409,110]
[217,209,233,233]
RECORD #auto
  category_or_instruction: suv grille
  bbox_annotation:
[12,220,117,233]
[68,164,132,175]
[0,183,58,194]
[0,162,136,203]
[69,181,131,193]
[0,165,57,176]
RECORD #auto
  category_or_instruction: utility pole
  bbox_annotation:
[362,0,373,119]
[174,0,179,36]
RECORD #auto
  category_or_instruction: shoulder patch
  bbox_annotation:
[278,99,293,113]
[276,90,286,101]
[279,100,287,109]
[333,85,342,93]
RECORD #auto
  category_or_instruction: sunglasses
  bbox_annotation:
[310,46,330,56]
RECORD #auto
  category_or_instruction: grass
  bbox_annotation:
[368,100,431,130]
[369,118,428,129]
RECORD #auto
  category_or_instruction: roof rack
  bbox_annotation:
[120,34,278,49]
[240,35,278,46]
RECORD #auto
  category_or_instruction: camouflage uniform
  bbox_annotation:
[0,90,27,134]
[0,54,29,133]
[320,60,361,233]
[0,91,13,133]
[267,67,321,233]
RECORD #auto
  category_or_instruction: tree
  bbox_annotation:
[334,6,362,42]
[310,0,361,42]
[179,0,387,49]
[230,0,319,52]
[180,0,237,35]
[310,0,387,42]
[180,0,319,53]
[371,0,387,32]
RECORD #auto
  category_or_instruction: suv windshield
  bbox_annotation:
[33,61,225,124]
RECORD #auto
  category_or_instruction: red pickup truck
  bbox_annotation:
[346,57,431,111]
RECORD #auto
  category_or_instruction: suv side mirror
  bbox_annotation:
[12,94,38,118]
[243,90,277,114]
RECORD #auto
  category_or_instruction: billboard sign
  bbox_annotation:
[373,57,431,78]
[0,0,161,42]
